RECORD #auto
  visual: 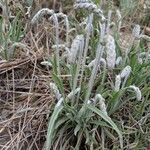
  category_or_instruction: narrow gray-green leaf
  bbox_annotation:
[52,73,64,96]
[45,104,63,150]
[74,124,81,136]
[87,105,123,149]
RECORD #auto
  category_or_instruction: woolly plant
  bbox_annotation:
[30,0,150,149]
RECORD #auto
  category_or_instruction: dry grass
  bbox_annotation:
[0,52,54,149]
[0,1,69,148]
[0,20,55,149]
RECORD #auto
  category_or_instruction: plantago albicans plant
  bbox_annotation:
[28,0,150,149]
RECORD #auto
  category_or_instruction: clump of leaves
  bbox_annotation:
[30,0,150,149]
[0,2,24,60]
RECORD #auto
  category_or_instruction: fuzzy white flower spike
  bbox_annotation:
[105,35,116,69]
[129,85,142,101]
[114,75,121,92]
[115,56,122,66]
[31,8,54,25]
[120,65,132,78]
[132,24,141,39]
[95,94,108,115]
[50,83,61,100]
[68,34,84,63]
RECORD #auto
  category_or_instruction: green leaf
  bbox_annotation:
[54,117,68,129]
[90,120,112,128]
[85,128,90,144]
[74,124,81,136]
[87,105,123,149]
[45,104,63,150]
[103,128,116,140]
[52,55,58,74]
[70,64,77,88]
[108,89,125,115]
[9,12,23,42]
[52,73,64,97]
